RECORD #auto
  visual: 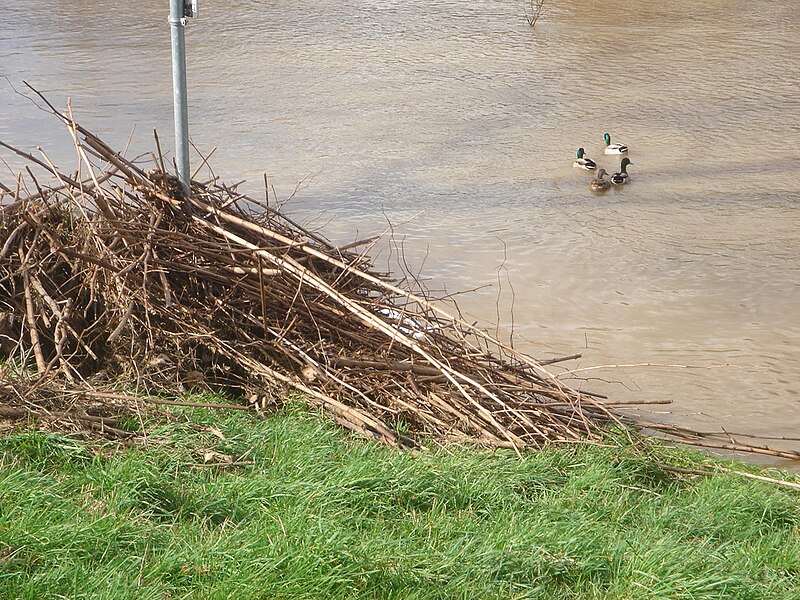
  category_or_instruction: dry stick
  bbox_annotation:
[107,302,135,345]
[14,169,119,206]
[0,141,82,188]
[24,83,149,185]
[649,435,800,461]
[18,199,79,279]
[29,265,98,363]
[190,324,404,445]
[251,358,403,445]
[191,145,217,180]
[34,147,100,247]
[151,249,174,309]
[716,467,800,491]
[266,325,399,416]
[257,255,270,343]
[76,418,137,440]
[80,131,149,188]
[599,399,671,406]
[27,274,62,322]
[38,295,73,382]
[426,389,500,440]
[538,353,583,366]
[14,173,21,204]
[0,222,28,261]
[636,419,800,442]
[661,464,800,492]
[338,236,380,252]
[188,461,256,468]
[389,389,452,430]
[24,166,49,205]
[556,362,741,378]
[332,357,444,377]
[142,212,175,309]
[152,129,167,174]
[62,108,115,220]
[20,267,46,374]
[54,299,77,383]
[68,390,253,411]
[0,405,134,438]
[56,247,120,272]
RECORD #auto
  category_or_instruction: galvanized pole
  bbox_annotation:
[168,0,191,194]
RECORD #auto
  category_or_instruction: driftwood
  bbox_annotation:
[1,90,798,461]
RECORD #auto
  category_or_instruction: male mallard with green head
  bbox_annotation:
[589,169,612,192]
[573,147,597,170]
[603,132,628,155]
[610,157,633,184]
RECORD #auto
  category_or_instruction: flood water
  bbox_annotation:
[1,0,799,452]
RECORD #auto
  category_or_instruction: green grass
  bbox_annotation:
[1,403,799,599]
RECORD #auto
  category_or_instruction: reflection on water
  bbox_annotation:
[1,0,799,446]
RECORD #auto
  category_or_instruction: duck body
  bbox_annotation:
[603,132,628,155]
[610,158,633,184]
[609,172,627,184]
[589,169,612,193]
[573,147,597,170]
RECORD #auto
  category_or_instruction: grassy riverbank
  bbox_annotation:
[1,403,799,599]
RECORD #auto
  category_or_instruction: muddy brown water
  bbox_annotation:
[1,0,798,457]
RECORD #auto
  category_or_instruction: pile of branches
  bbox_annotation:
[1,93,798,459]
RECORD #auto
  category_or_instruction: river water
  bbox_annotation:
[1,0,798,449]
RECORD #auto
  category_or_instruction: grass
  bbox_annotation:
[1,401,799,599]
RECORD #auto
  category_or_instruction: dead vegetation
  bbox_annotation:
[1,88,798,461]
[525,0,549,27]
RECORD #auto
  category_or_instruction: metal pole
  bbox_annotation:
[168,0,190,195]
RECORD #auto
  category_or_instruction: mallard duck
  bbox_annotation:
[589,169,612,192]
[603,132,628,155]
[573,147,597,170]
[610,158,633,184]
